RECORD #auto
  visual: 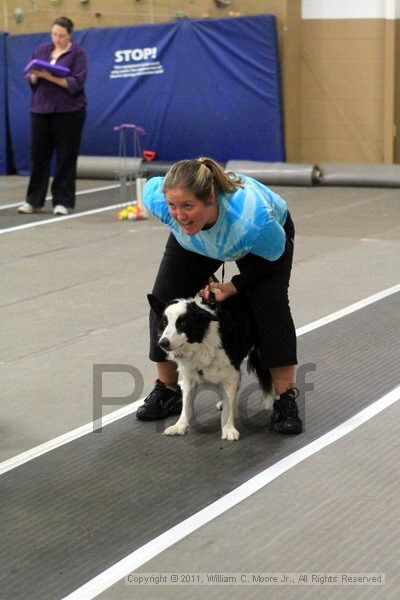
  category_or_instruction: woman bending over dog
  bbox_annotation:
[137,157,303,434]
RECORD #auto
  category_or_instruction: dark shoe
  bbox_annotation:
[136,379,182,421]
[270,388,303,434]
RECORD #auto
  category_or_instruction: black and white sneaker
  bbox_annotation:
[136,379,182,421]
[270,388,303,434]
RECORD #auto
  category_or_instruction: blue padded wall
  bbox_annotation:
[0,33,8,174]
[7,16,285,174]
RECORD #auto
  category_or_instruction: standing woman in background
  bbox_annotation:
[18,17,88,216]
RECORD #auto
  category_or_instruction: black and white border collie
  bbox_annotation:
[148,294,273,441]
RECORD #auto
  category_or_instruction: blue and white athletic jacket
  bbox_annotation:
[142,174,288,262]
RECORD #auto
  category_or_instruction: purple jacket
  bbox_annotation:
[29,42,88,113]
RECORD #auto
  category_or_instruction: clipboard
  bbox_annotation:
[24,59,70,78]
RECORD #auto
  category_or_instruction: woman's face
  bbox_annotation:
[51,25,71,50]
[165,188,218,235]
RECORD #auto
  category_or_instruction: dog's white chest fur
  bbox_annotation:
[178,343,235,385]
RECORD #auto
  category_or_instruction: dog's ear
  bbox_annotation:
[207,309,219,322]
[195,304,219,322]
[203,301,220,321]
[209,314,219,321]
[147,294,167,318]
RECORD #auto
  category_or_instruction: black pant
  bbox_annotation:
[26,107,86,209]
[150,213,297,368]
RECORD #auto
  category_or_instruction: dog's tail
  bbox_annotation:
[247,347,273,397]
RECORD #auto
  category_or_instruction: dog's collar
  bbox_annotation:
[200,296,218,309]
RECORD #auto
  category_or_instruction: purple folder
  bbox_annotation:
[24,59,70,78]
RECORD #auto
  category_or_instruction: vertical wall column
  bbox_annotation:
[249,0,301,161]
[300,0,397,164]
[383,0,398,163]
[281,0,302,162]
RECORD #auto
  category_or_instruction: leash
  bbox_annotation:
[211,263,225,284]
[201,263,225,307]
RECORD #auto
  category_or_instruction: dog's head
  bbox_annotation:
[148,294,219,356]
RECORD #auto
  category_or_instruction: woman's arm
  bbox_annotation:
[29,68,68,89]
[65,46,88,95]
[28,46,88,92]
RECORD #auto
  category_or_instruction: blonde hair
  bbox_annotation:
[163,157,243,203]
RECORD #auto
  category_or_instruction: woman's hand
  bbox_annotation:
[31,69,53,81]
[202,281,238,302]
[29,69,68,88]
[29,68,46,79]
[29,70,41,84]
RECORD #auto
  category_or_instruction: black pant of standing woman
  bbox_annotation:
[26,107,86,211]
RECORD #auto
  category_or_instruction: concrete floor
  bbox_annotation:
[1,176,400,599]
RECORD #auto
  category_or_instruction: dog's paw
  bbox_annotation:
[221,426,240,441]
[164,423,188,436]
[216,401,223,411]
[263,393,274,411]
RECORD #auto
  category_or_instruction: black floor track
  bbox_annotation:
[1,293,400,599]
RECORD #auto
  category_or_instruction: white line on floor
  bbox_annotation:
[0,282,398,477]
[0,401,144,477]
[0,201,133,234]
[296,283,400,335]
[0,183,119,210]
[63,384,400,600]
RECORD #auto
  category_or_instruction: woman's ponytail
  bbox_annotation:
[163,157,243,202]
[198,157,243,194]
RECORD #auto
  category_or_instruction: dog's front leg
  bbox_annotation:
[221,375,240,441]
[164,378,196,436]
